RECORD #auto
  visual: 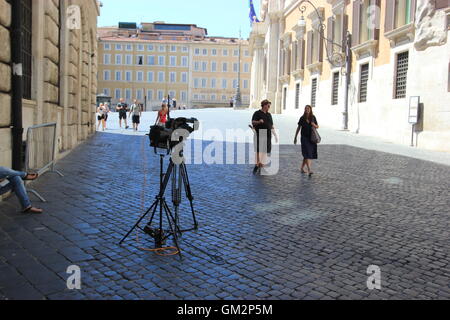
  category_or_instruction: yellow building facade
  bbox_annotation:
[250,0,450,152]
[98,23,252,110]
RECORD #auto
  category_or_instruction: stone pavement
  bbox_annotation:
[1,126,449,299]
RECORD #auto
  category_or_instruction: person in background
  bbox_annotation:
[117,98,129,129]
[155,103,169,127]
[294,105,319,176]
[172,98,177,110]
[129,100,142,132]
[97,103,108,131]
[251,100,278,175]
[0,167,43,214]
[97,103,104,130]
[104,103,110,130]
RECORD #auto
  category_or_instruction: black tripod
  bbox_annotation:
[119,153,198,258]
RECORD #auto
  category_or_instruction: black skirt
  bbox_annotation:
[301,136,318,160]
[255,130,272,154]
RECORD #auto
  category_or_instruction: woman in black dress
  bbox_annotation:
[294,105,319,176]
[251,100,278,174]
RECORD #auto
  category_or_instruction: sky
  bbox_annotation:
[98,0,261,39]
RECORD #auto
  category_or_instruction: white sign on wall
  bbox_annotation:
[409,96,420,124]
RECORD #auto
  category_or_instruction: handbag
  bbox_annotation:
[311,127,321,144]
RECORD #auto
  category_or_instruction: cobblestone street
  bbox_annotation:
[0,120,449,299]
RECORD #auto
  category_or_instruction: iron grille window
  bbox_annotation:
[359,64,369,103]
[395,51,409,99]
[332,72,339,105]
[22,0,33,100]
[283,87,287,110]
[311,78,317,108]
[295,83,300,109]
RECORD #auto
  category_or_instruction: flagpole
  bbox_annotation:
[234,29,242,109]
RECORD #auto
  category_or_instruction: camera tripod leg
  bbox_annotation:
[163,200,183,236]
[119,199,158,245]
[171,163,183,235]
[162,199,183,260]
[180,163,198,229]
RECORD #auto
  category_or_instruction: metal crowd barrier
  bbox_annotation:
[25,122,63,202]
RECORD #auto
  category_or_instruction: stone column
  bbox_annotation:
[266,12,282,112]
[250,36,265,108]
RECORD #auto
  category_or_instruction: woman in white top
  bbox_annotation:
[97,103,108,131]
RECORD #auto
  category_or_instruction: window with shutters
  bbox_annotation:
[295,40,305,71]
[125,71,132,82]
[170,72,176,83]
[116,54,123,65]
[359,0,371,43]
[311,78,318,108]
[295,83,300,109]
[385,0,416,34]
[147,55,155,66]
[306,28,323,69]
[125,89,131,100]
[394,51,409,99]
[359,64,369,102]
[312,31,319,63]
[329,11,347,54]
[332,72,339,105]
[137,71,144,82]
[395,0,413,28]
[352,0,381,51]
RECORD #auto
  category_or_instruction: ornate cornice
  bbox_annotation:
[385,23,415,47]
[292,69,305,80]
[279,75,290,84]
[306,61,323,74]
[351,39,379,59]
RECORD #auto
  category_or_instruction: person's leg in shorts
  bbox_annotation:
[132,115,140,131]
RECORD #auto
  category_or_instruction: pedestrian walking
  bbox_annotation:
[117,98,129,129]
[294,105,320,176]
[172,98,177,110]
[129,100,142,132]
[97,103,108,131]
[155,103,169,127]
[251,100,278,175]
[230,97,234,108]
[0,167,43,214]
[104,103,110,129]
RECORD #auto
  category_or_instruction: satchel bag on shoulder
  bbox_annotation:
[311,127,322,144]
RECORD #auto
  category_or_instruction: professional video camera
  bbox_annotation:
[149,117,199,150]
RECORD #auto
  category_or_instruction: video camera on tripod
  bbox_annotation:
[149,117,199,151]
[120,116,200,258]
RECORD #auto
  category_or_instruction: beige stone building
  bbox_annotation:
[97,22,252,110]
[0,0,100,169]
[250,0,450,152]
